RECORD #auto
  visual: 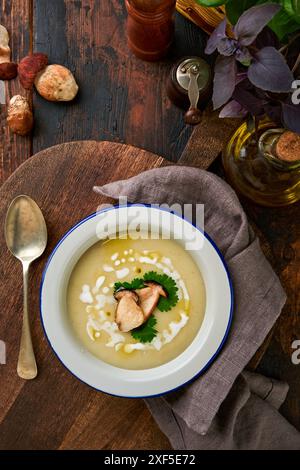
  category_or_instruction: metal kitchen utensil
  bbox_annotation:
[167,56,212,125]
[5,195,47,379]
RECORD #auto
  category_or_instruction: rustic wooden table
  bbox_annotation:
[0,0,299,449]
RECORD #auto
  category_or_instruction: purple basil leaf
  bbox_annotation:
[205,18,227,55]
[234,4,281,46]
[219,100,248,118]
[236,72,248,84]
[233,80,266,116]
[235,46,252,66]
[212,55,237,109]
[254,87,271,101]
[255,26,280,50]
[217,38,237,56]
[248,47,294,93]
[282,103,300,134]
[263,101,283,127]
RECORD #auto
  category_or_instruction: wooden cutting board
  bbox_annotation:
[0,141,172,450]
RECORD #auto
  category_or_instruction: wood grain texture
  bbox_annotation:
[32,1,207,161]
[244,199,300,430]
[0,141,170,450]
[0,0,32,183]
[179,108,241,169]
[0,0,299,448]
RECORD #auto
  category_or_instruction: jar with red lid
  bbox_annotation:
[125,0,176,61]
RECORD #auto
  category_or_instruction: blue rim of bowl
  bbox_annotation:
[40,203,234,398]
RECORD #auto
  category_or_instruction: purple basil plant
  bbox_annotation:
[205,3,300,134]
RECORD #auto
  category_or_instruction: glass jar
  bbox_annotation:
[125,0,176,61]
[222,120,300,206]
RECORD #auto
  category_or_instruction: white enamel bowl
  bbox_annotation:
[40,205,233,397]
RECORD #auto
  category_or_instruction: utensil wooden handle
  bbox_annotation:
[17,262,37,379]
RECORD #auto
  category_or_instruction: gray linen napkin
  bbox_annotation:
[94,166,300,450]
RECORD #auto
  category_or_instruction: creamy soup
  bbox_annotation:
[67,236,206,370]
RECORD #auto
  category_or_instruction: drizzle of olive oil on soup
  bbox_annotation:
[67,237,205,369]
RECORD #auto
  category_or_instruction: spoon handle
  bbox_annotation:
[17,262,37,379]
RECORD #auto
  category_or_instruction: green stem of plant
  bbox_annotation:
[292,53,300,74]
[279,32,300,54]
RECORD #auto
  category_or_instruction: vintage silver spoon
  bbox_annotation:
[5,195,47,379]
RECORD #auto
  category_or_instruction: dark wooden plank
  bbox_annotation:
[243,199,300,426]
[257,338,300,431]
[0,0,33,422]
[32,1,207,161]
[58,397,169,450]
[179,109,241,169]
[0,140,171,450]
[0,0,32,184]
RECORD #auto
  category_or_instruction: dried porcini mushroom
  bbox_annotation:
[114,280,168,333]
[18,53,48,89]
[0,62,18,80]
[0,25,11,64]
[136,281,167,320]
[34,64,79,102]
[7,95,33,136]
[0,24,17,81]
[114,289,144,332]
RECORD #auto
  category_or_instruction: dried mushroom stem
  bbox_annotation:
[7,95,33,136]
[114,281,168,333]
[114,289,145,332]
[0,24,18,81]
[136,281,167,320]
[0,25,10,64]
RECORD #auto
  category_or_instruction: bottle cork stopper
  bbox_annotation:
[275,131,300,162]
